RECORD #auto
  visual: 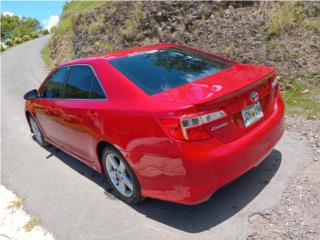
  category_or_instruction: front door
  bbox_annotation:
[35,67,68,146]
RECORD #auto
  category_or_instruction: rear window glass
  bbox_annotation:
[109,47,233,95]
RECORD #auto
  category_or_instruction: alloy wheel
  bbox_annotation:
[105,153,134,197]
[30,117,42,144]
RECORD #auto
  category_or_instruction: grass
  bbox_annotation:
[23,217,39,232]
[53,1,105,38]
[281,73,320,118]
[121,2,143,39]
[265,2,305,40]
[41,43,52,68]
[301,17,320,33]
[7,197,25,209]
[43,1,105,66]
[264,2,320,117]
[222,42,235,56]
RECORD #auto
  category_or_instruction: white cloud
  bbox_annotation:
[2,11,14,16]
[44,15,59,31]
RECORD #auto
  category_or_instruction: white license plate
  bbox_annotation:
[241,102,264,128]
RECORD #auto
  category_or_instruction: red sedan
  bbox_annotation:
[24,44,284,205]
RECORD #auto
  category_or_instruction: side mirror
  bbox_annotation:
[24,89,38,100]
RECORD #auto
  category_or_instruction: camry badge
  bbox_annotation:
[211,122,228,131]
[250,91,259,102]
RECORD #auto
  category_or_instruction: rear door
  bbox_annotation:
[58,65,107,163]
[35,67,68,146]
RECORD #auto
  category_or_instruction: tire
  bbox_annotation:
[29,115,48,147]
[102,146,143,204]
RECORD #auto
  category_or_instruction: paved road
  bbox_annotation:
[1,37,314,240]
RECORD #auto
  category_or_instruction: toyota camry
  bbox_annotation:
[24,44,284,205]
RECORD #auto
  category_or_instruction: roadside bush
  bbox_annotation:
[302,17,320,33]
[265,2,305,40]
[31,31,39,38]
[42,29,50,35]
[88,19,105,35]
[50,26,57,33]
[22,35,31,41]
[4,38,14,46]
[1,43,5,52]
[14,37,23,44]
[121,3,143,39]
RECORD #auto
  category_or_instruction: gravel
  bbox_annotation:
[248,115,320,240]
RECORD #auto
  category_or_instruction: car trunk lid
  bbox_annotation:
[153,63,277,143]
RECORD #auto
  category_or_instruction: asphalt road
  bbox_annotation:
[1,37,314,240]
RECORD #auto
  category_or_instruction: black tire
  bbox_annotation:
[102,146,143,204]
[28,115,49,147]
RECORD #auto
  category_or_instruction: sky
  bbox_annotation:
[1,1,66,29]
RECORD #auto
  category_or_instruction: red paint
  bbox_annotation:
[25,44,284,204]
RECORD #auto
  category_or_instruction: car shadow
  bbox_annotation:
[43,144,111,191]
[42,142,282,233]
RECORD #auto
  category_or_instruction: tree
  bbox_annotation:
[1,14,40,39]
[42,29,50,35]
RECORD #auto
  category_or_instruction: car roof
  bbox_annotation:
[60,43,178,67]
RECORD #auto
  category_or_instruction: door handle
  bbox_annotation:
[50,107,60,116]
[87,110,99,119]
[47,107,59,116]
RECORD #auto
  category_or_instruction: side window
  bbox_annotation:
[91,77,106,99]
[65,65,106,99]
[40,67,68,98]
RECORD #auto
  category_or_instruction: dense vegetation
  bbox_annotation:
[1,14,49,51]
[41,1,104,67]
[44,1,320,117]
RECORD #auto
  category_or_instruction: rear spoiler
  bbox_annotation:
[193,72,276,107]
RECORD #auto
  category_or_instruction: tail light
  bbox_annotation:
[160,110,226,141]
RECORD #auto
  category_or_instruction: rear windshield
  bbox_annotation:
[109,47,233,95]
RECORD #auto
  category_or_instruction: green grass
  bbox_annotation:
[41,43,51,68]
[301,17,320,33]
[281,73,320,118]
[121,2,143,39]
[265,2,305,40]
[42,1,105,66]
[53,1,105,37]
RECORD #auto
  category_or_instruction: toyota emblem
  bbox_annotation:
[250,91,259,102]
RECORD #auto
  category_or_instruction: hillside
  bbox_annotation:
[45,1,320,117]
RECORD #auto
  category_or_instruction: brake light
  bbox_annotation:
[160,110,226,141]
[160,118,185,140]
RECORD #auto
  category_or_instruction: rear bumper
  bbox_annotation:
[142,96,284,205]
[181,96,284,204]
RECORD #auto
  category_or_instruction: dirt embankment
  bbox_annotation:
[47,1,320,117]
[49,1,320,78]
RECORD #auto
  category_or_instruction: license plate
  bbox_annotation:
[241,102,264,128]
